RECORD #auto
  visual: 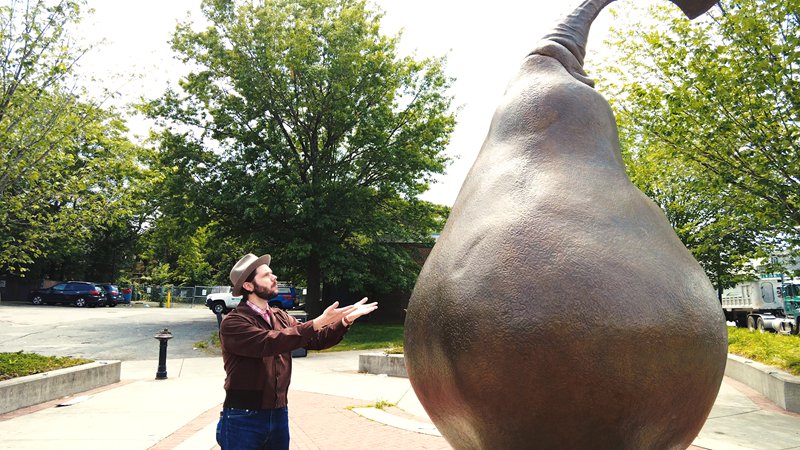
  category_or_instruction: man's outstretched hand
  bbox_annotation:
[343,297,378,326]
[312,297,378,331]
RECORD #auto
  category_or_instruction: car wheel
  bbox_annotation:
[211,302,226,315]
[75,297,87,307]
[757,317,767,333]
[31,296,44,305]
[747,316,756,331]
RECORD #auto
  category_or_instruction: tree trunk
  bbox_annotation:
[304,250,323,318]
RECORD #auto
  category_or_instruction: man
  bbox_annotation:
[216,253,378,450]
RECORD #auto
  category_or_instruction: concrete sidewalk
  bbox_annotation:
[0,351,799,449]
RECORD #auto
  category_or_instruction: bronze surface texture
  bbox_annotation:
[404,0,728,448]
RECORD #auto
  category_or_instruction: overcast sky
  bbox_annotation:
[75,0,650,206]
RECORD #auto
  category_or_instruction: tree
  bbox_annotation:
[593,0,799,291]
[0,0,153,277]
[40,112,157,282]
[133,131,221,285]
[148,0,455,314]
[1,0,86,271]
[4,102,156,281]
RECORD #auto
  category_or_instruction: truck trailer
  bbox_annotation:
[722,278,800,334]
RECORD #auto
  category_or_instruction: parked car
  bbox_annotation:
[274,285,298,310]
[29,281,106,307]
[205,284,298,315]
[95,283,123,307]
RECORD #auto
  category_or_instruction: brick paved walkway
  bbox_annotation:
[150,389,724,450]
[287,392,450,450]
[154,391,451,450]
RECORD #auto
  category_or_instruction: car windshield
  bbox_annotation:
[105,285,119,293]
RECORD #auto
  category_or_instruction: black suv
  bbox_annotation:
[95,283,122,307]
[29,281,106,307]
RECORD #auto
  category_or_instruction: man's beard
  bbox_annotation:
[252,282,278,301]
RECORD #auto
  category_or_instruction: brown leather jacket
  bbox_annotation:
[219,302,349,409]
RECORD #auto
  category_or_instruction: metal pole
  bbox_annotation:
[156,339,168,379]
[154,328,173,380]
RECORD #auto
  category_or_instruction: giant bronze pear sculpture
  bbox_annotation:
[404,0,727,448]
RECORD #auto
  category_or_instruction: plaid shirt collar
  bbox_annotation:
[246,300,272,326]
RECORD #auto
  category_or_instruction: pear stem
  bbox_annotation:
[542,0,618,67]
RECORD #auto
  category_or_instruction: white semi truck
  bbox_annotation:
[722,278,800,334]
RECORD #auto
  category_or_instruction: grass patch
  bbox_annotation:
[318,323,404,352]
[194,332,221,354]
[0,351,93,381]
[198,323,404,353]
[385,344,404,354]
[728,327,800,376]
[346,399,396,411]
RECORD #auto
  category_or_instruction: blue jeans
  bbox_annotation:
[216,407,289,450]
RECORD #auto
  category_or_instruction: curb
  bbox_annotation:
[0,360,121,414]
[359,353,407,378]
[725,353,800,413]
[360,352,800,414]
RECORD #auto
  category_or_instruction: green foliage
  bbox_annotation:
[371,400,396,410]
[345,399,396,410]
[0,0,89,273]
[145,263,173,287]
[0,0,156,280]
[0,351,93,381]
[594,0,799,293]
[175,225,215,285]
[728,327,800,375]
[146,0,455,310]
[34,113,157,282]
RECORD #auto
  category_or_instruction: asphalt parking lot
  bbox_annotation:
[0,302,219,360]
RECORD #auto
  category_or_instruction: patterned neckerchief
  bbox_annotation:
[246,300,273,327]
